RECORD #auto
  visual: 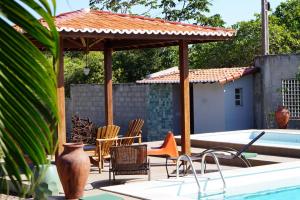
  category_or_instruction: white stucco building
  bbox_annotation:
[137,66,258,134]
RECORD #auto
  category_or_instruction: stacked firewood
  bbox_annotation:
[71,115,97,144]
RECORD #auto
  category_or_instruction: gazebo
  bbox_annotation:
[37,8,236,155]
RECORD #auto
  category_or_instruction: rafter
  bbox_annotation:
[65,38,83,49]
[89,38,105,48]
[80,37,87,48]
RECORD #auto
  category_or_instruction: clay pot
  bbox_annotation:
[34,164,62,199]
[56,143,90,199]
[275,106,290,129]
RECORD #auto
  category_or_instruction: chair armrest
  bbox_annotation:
[241,152,257,159]
[96,137,119,142]
[117,135,141,140]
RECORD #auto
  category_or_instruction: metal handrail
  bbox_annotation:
[176,155,201,192]
[201,152,226,192]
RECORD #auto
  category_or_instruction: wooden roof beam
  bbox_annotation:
[114,41,179,51]
[89,38,105,48]
[65,38,84,49]
[80,37,87,48]
[110,39,177,48]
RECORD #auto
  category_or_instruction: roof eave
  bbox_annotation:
[60,30,235,42]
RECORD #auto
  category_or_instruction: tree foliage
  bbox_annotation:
[274,0,300,34]
[64,51,124,96]
[90,0,225,26]
[273,0,300,52]
[90,0,157,15]
[113,47,178,82]
[190,0,300,68]
[158,0,224,26]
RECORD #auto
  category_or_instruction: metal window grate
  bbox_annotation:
[235,88,243,106]
[282,79,300,119]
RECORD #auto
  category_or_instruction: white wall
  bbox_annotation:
[224,75,254,130]
[193,83,225,133]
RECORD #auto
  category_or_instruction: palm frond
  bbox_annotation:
[0,0,59,195]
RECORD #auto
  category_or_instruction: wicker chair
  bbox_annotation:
[109,144,150,182]
[119,119,144,145]
[89,125,120,173]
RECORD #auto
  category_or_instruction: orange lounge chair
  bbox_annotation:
[147,131,179,158]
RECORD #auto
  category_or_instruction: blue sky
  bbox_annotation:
[56,0,285,26]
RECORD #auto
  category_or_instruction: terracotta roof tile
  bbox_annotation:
[40,9,235,37]
[136,67,259,84]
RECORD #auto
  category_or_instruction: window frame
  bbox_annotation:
[282,79,300,119]
[234,88,243,106]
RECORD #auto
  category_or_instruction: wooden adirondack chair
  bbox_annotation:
[89,125,120,173]
[119,119,144,145]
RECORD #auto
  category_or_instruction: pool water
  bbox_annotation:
[227,185,300,200]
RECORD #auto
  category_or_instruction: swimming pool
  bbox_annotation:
[228,185,300,200]
[175,129,300,157]
[102,161,300,199]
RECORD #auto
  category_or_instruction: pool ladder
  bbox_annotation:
[176,153,226,196]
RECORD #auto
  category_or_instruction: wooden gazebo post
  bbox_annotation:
[104,44,113,125]
[179,40,191,155]
[57,37,66,155]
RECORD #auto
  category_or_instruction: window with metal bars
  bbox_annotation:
[235,88,243,106]
[282,79,300,119]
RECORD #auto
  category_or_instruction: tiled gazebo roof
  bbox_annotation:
[137,67,259,84]
[20,8,236,51]
[47,8,235,37]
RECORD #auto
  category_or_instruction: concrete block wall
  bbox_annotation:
[67,84,148,139]
[70,84,105,125]
[113,84,148,138]
[254,54,300,129]
[67,83,178,141]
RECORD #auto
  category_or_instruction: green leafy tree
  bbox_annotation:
[64,51,123,95]
[158,0,224,26]
[274,0,300,33]
[90,0,158,15]
[0,0,58,196]
[273,0,300,53]
[113,47,178,82]
[90,0,224,26]
[190,0,300,68]
[190,18,261,68]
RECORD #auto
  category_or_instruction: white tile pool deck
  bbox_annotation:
[46,140,300,200]
[103,161,300,200]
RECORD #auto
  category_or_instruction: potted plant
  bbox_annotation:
[33,164,62,200]
[56,143,90,199]
[275,106,290,129]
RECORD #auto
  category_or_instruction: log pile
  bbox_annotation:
[71,115,97,144]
